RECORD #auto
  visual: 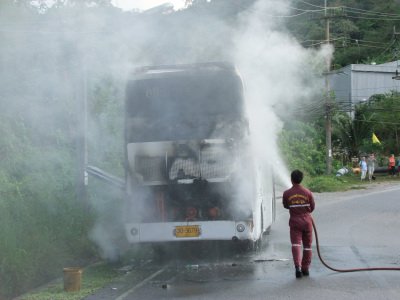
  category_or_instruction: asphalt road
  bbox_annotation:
[85,182,400,300]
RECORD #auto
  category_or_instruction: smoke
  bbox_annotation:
[89,219,124,261]
[87,0,333,257]
[233,0,333,188]
[0,0,333,265]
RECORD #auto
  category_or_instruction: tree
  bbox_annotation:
[279,120,327,176]
[362,93,400,154]
[287,0,400,68]
[331,92,400,165]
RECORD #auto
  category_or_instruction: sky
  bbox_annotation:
[111,0,187,11]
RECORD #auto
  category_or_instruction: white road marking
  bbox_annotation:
[115,266,167,300]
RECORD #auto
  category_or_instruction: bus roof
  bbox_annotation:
[129,62,240,80]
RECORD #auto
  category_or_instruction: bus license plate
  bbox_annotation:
[174,225,201,238]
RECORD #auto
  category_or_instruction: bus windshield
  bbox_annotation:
[125,65,246,143]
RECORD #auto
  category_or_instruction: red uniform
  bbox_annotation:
[282,184,315,271]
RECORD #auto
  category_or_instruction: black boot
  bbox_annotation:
[302,269,309,276]
[295,267,302,278]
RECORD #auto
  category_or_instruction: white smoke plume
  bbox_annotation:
[83,0,334,259]
[0,0,331,259]
[234,0,333,188]
[87,0,333,257]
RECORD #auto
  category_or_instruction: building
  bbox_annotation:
[328,60,400,111]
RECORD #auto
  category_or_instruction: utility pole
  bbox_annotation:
[324,0,332,174]
[394,25,400,36]
[76,59,88,208]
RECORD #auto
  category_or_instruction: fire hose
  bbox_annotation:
[312,218,400,272]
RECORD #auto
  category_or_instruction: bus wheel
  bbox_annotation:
[250,236,263,252]
[256,236,263,251]
[152,245,167,263]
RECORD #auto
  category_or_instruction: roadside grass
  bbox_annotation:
[18,262,122,300]
[303,172,398,193]
[18,246,152,300]
[17,173,400,300]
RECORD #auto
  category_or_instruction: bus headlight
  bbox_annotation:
[236,223,246,232]
[130,227,139,236]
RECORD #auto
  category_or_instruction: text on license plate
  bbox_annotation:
[174,225,201,238]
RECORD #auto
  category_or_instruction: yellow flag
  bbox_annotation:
[372,133,381,144]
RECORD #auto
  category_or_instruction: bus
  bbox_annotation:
[123,62,275,250]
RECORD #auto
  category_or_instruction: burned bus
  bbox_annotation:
[124,62,274,249]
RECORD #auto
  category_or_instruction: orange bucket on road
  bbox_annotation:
[63,267,83,292]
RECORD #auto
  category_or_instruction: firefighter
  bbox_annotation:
[282,169,315,278]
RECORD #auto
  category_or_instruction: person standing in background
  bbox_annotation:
[359,156,367,181]
[367,153,376,182]
[389,154,396,177]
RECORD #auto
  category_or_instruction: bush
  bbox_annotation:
[0,117,98,299]
[304,175,355,193]
[279,121,327,176]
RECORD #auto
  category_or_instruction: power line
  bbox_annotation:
[330,84,400,93]
[287,5,323,13]
[345,14,400,21]
[266,11,312,18]
[371,38,398,61]
[298,1,400,18]
[296,1,400,20]
[353,119,400,125]
[335,44,387,50]
[343,6,400,18]
[296,0,333,10]
[347,38,391,45]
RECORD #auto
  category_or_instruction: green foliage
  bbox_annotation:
[0,79,123,298]
[331,110,373,159]
[303,171,375,193]
[0,115,98,299]
[88,76,124,177]
[288,93,400,178]
[287,0,400,68]
[303,175,350,193]
[279,120,327,176]
[20,262,121,300]
[350,92,400,155]
[330,91,400,162]
[5,0,400,298]
[358,137,383,156]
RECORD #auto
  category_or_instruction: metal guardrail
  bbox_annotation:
[86,165,125,190]
[373,166,392,174]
